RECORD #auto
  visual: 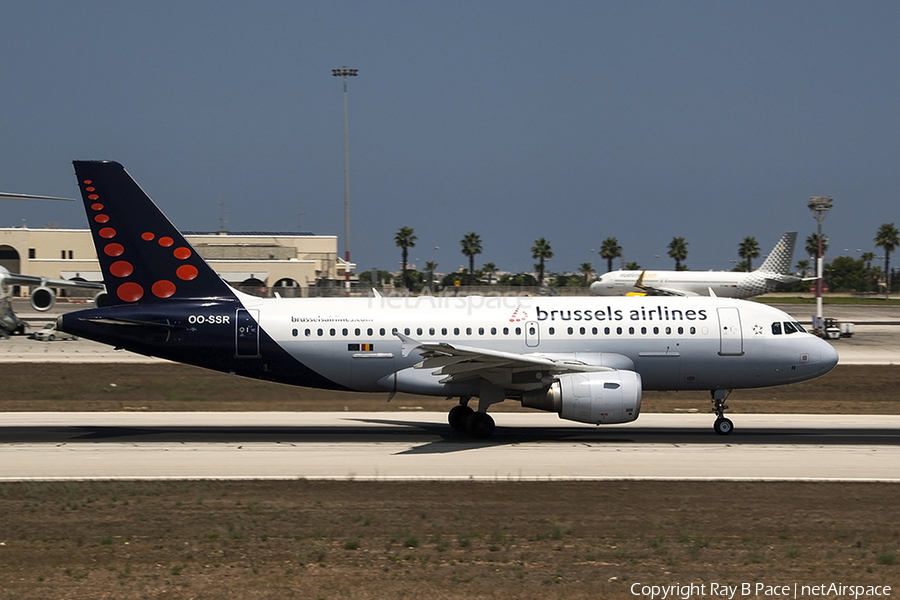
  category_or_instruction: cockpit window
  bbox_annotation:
[783,321,798,334]
[793,321,807,333]
[772,322,782,335]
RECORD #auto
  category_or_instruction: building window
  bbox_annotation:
[28,249,35,259]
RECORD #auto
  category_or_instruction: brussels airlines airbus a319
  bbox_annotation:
[60,162,838,437]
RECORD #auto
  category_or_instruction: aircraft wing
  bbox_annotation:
[2,273,104,290]
[632,270,697,297]
[636,285,699,297]
[397,333,611,385]
[0,192,75,202]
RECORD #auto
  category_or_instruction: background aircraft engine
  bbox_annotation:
[93,291,110,308]
[30,286,55,311]
[523,371,642,425]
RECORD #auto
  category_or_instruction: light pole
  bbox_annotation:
[332,66,358,290]
[808,196,832,328]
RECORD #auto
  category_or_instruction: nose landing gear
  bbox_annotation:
[711,389,733,435]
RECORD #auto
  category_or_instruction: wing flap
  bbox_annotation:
[396,333,613,385]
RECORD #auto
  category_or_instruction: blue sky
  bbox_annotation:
[1,1,897,275]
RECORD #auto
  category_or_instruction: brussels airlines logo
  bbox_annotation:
[509,307,528,322]
[536,305,708,323]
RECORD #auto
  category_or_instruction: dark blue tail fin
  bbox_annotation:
[73,161,236,304]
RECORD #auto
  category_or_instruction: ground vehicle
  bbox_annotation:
[33,323,78,341]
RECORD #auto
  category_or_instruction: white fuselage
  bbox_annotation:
[232,292,837,395]
[589,270,793,298]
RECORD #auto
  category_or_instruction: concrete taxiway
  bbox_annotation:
[1,412,899,482]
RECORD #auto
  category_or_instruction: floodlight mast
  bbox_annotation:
[332,66,358,290]
[808,196,832,325]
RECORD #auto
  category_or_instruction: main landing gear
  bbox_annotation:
[448,397,496,439]
[711,389,733,435]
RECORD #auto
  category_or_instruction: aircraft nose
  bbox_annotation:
[818,338,839,374]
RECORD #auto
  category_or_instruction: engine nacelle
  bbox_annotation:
[523,371,642,425]
[93,290,110,308]
[30,286,56,311]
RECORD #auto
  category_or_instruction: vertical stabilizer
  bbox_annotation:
[757,232,796,275]
[73,161,236,305]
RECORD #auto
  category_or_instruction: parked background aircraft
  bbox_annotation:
[60,162,837,437]
[0,190,102,335]
[590,232,802,298]
[0,266,104,336]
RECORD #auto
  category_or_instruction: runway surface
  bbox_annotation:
[2,412,899,482]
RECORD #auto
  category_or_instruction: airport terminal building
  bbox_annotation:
[0,227,351,297]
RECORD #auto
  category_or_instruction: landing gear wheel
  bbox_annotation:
[464,412,495,439]
[713,417,733,436]
[448,405,474,431]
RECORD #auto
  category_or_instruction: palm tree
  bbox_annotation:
[738,236,760,272]
[579,262,593,285]
[531,238,553,286]
[482,262,496,285]
[599,237,622,272]
[394,226,417,290]
[875,223,900,297]
[424,260,438,292]
[795,259,811,278]
[667,237,688,271]
[861,252,875,293]
[460,232,483,275]
[805,233,829,260]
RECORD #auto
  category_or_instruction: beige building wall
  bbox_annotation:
[0,228,344,296]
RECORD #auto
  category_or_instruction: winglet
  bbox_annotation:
[397,332,422,358]
[635,270,647,290]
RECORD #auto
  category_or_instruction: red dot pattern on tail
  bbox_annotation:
[84,179,201,303]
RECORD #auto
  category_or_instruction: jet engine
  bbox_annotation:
[522,370,642,425]
[30,286,55,311]
[93,290,110,307]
